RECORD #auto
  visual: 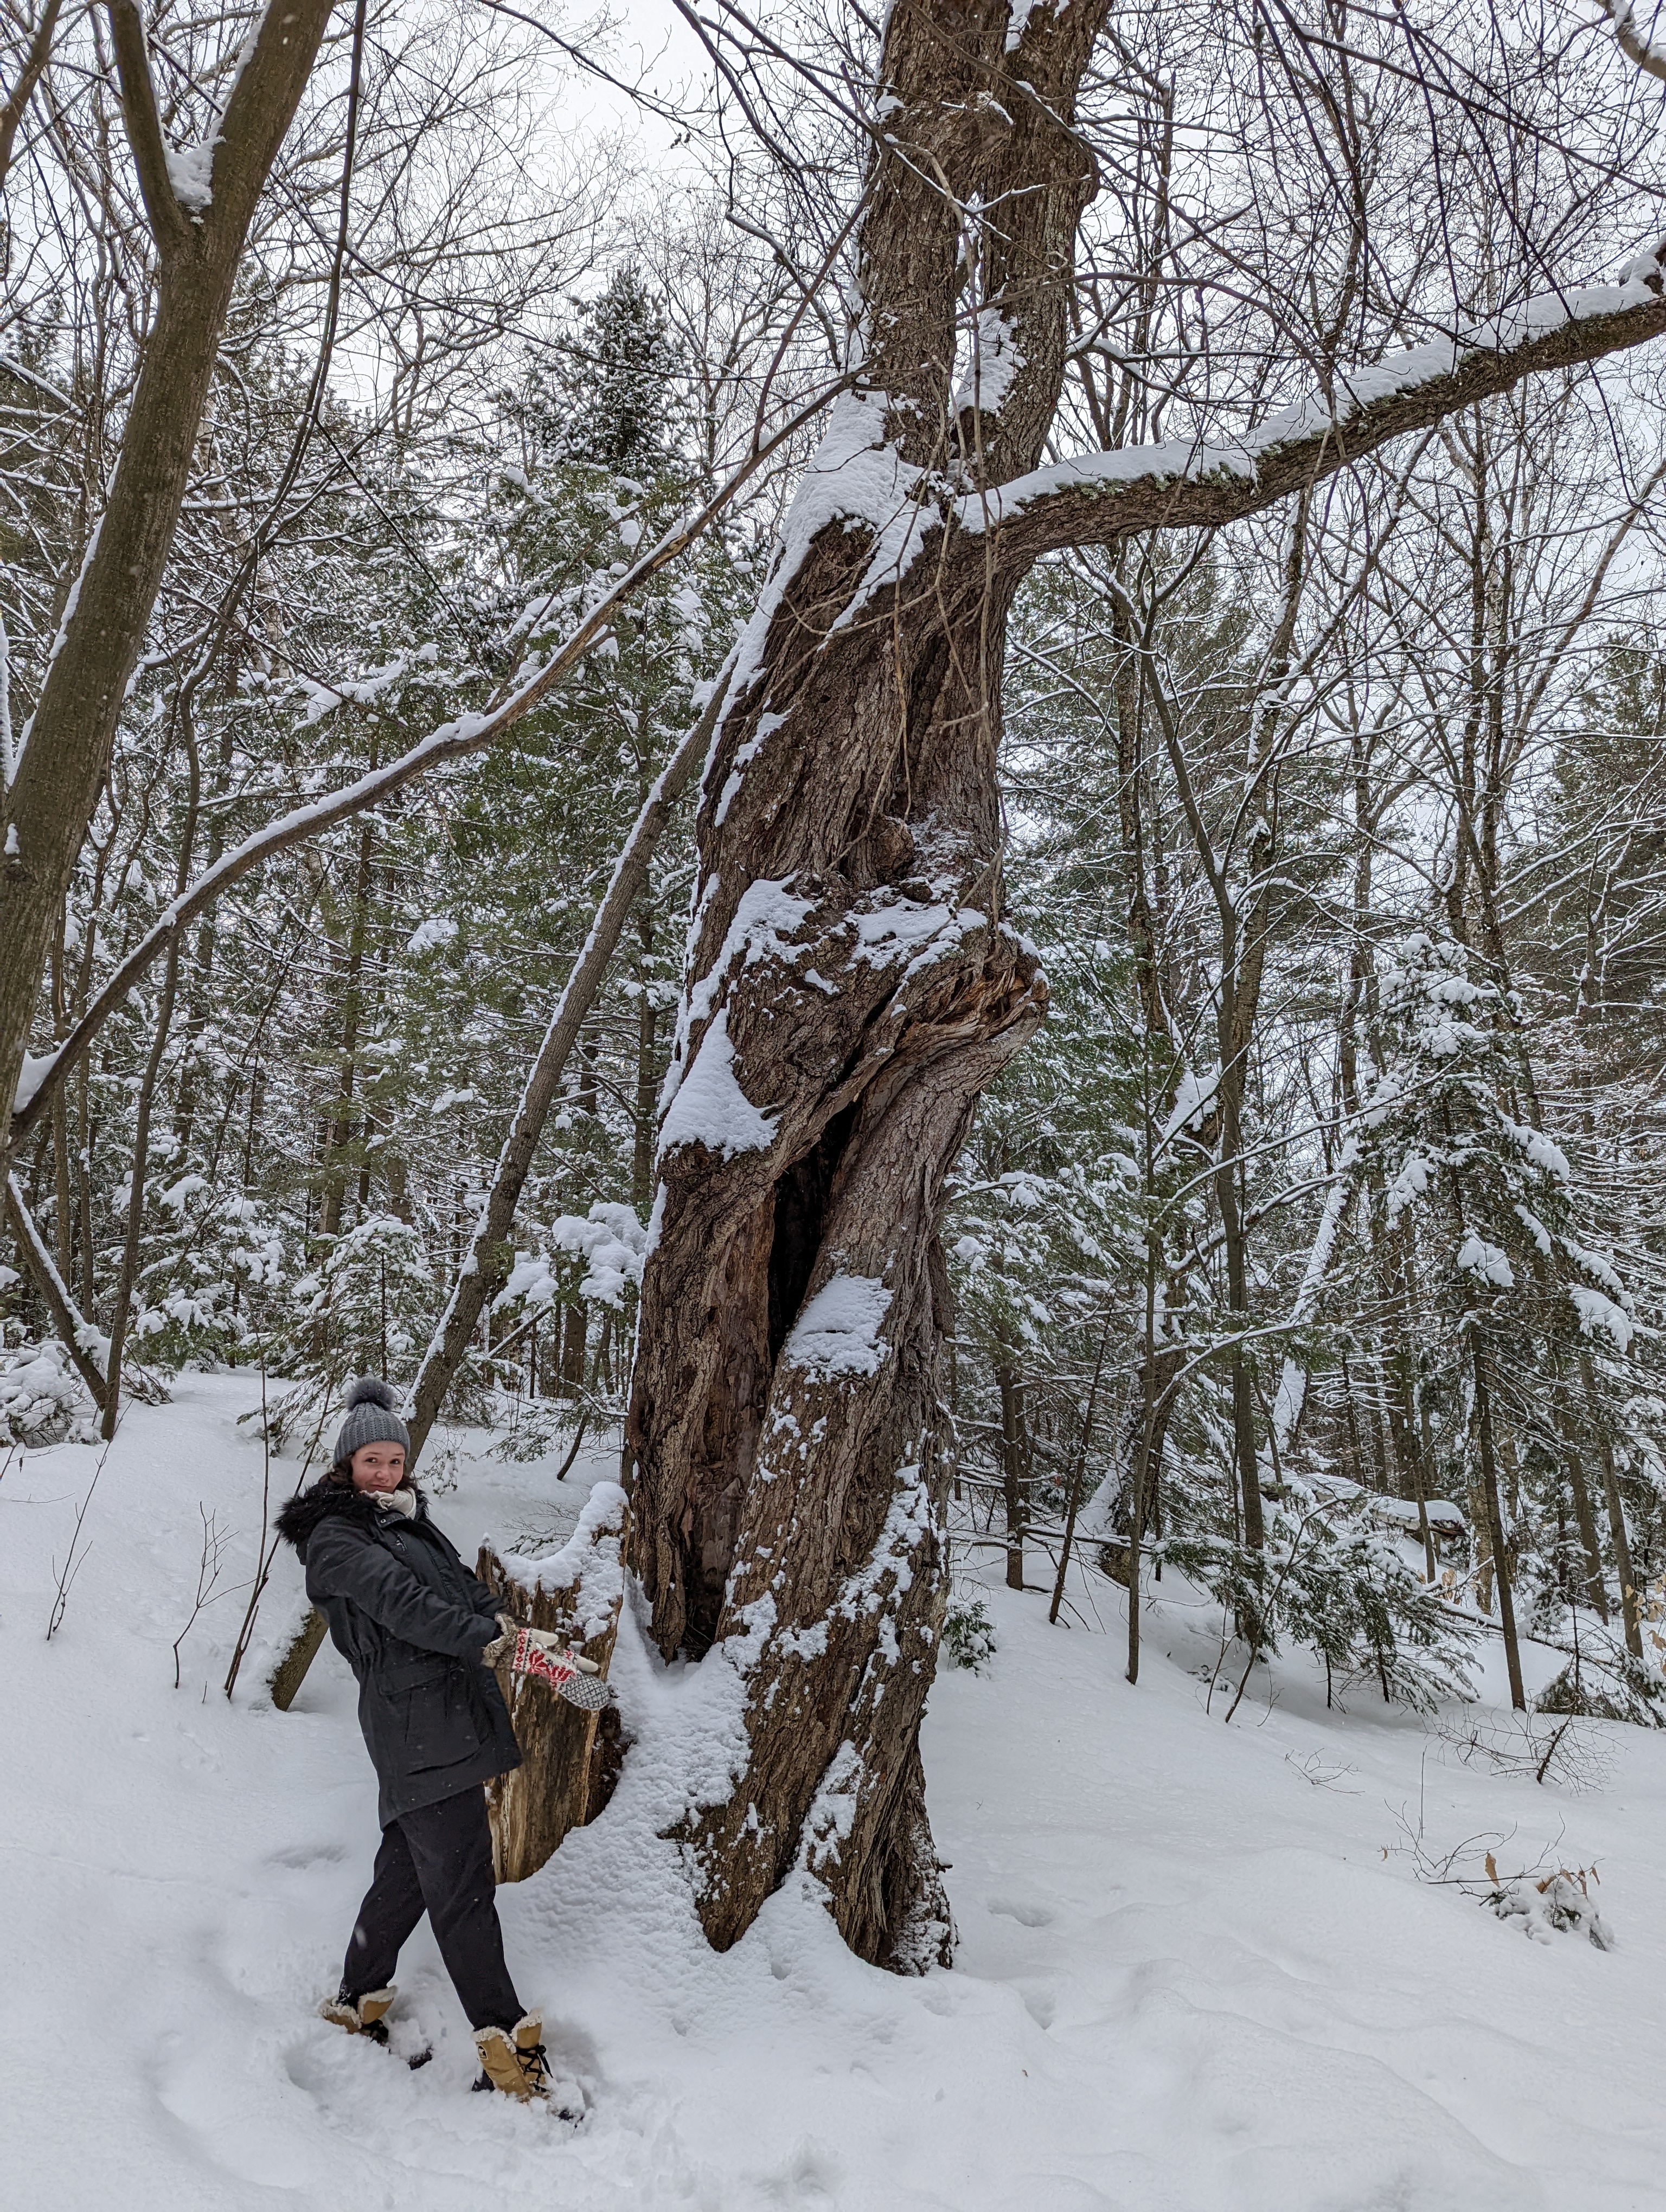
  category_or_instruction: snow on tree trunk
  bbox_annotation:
[1270,1145,1357,1457]
[625,0,1107,1968]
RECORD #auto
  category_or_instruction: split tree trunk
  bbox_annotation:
[476,1526,626,1882]
[626,0,1106,1970]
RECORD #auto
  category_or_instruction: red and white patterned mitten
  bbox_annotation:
[511,1627,614,1711]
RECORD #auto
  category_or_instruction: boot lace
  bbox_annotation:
[520,2040,553,2097]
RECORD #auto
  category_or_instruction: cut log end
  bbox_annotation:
[477,1542,625,1883]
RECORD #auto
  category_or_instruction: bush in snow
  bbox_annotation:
[943,1592,998,1675]
[1167,1491,1479,1714]
[279,1212,436,1389]
[1536,1634,1666,1728]
[1484,1865,1613,1950]
[0,1342,97,1447]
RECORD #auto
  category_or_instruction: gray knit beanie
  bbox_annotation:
[334,1376,409,1467]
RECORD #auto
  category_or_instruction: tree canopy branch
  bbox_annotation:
[6,370,849,1151]
[0,0,63,192]
[970,258,1666,571]
[104,0,191,258]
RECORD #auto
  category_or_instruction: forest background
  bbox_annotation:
[9,0,1666,1969]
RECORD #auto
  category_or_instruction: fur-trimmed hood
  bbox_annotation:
[275,1477,431,1559]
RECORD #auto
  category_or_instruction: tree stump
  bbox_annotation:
[476,1482,627,1882]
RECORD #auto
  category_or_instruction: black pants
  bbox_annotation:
[342,1785,523,2031]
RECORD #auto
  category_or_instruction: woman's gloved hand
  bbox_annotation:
[479,1612,519,1668]
[481,1612,602,1677]
[508,1623,613,1711]
[513,1624,600,1675]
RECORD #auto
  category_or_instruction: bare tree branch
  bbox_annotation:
[970,264,1666,570]
[0,0,62,192]
[7,369,850,1150]
[104,0,191,258]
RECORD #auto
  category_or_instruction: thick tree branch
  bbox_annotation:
[1598,0,1666,85]
[968,260,1666,569]
[105,0,191,258]
[7,373,847,1153]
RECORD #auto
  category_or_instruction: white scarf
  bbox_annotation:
[376,1486,417,1519]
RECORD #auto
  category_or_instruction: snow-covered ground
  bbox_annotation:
[2,1375,1662,2210]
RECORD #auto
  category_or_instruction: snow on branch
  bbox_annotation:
[1598,0,1666,84]
[9,376,845,1151]
[964,256,1666,568]
[105,0,192,256]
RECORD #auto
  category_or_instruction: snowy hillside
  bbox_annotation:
[3,1378,1663,2211]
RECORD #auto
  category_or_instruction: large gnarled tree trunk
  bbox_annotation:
[626,0,1106,1970]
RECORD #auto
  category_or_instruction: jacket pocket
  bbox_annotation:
[381,1654,457,1694]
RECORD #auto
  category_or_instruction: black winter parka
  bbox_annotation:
[275,1479,521,1825]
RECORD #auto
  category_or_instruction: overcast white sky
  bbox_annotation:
[558,0,714,168]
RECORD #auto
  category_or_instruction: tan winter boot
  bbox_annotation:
[320,1986,396,2044]
[471,2011,552,2101]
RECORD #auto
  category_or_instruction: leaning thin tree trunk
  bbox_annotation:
[102,934,183,1438]
[4,1172,108,1410]
[268,1607,328,1713]
[269,680,730,1713]
[994,1322,1027,1591]
[403,678,728,1467]
[1472,1341,1526,1710]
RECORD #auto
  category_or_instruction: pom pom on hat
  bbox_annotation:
[335,1374,411,1468]
[343,1375,400,1413]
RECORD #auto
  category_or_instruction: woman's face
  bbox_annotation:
[350,1439,407,1493]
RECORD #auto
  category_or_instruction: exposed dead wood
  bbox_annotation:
[476,1533,625,1883]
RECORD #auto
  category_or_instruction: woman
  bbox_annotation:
[277,1377,576,2101]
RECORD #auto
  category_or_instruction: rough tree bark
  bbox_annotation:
[625,0,1103,1971]
[475,1490,627,1882]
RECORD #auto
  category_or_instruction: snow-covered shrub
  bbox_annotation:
[494,1203,647,1323]
[128,1184,288,1372]
[943,1592,997,1674]
[0,1342,97,1447]
[1165,1494,1479,1713]
[1536,1636,1666,1728]
[281,1213,435,1386]
[1484,1866,1612,1949]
